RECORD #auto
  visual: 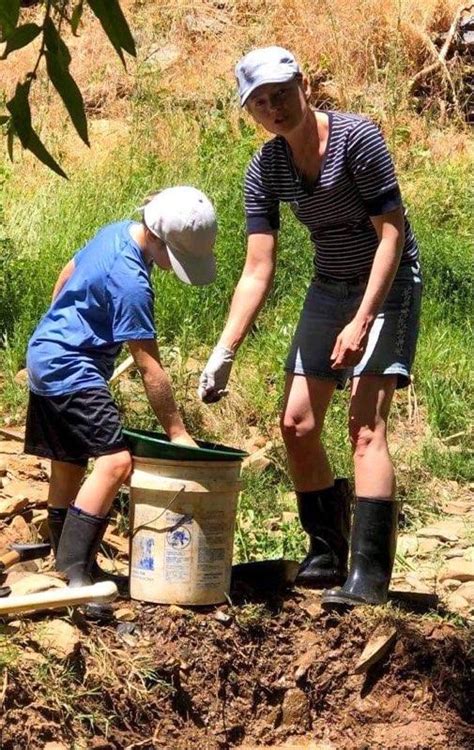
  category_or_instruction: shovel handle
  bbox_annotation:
[0,543,52,571]
[0,580,118,616]
[0,551,20,571]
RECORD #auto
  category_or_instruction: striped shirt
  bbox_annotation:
[244,111,419,279]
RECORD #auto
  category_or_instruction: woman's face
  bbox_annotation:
[245,78,309,135]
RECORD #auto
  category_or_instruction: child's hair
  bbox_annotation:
[139,190,162,225]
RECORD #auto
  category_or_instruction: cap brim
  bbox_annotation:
[166,244,217,286]
[240,70,298,106]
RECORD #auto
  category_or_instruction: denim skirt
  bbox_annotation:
[285,262,422,389]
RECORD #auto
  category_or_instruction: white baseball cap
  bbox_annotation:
[143,186,217,286]
[235,46,301,106]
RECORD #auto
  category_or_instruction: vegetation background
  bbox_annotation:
[1,0,473,563]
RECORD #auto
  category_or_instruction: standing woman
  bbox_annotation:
[199,47,422,608]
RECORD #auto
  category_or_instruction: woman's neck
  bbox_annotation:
[285,108,319,157]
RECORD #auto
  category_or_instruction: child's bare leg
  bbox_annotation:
[48,460,87,508]
[73,450,132,517]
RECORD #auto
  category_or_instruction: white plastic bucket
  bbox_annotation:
[129,456,243,605]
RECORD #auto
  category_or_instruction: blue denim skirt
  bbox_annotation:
[285,262,422,389]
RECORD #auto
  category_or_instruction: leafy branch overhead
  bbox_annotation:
[0,0,136,178]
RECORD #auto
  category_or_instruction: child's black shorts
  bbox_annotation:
[24,388,128,467]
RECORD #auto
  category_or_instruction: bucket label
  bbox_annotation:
[164,510,193,529]
[134,535,155,576]
[164,516,193,583]
[167,526,191,549]
[195,511,230,588]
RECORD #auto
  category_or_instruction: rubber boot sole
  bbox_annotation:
[321,588,387,611]
[295,572,346,589]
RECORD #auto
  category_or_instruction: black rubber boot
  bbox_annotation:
[48,506,128,596]
[295,478,352,588]
[321,497,399,610]
[55,506,113,621]
[47,506,67,554]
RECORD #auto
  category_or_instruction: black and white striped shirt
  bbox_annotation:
[244,111,419,279]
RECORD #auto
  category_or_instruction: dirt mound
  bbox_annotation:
[0,588,472,749]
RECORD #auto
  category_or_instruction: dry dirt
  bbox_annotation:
[0,437,473,749]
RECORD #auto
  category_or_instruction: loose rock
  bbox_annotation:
[405,574,434,594]
[145,43,181,70]
[438,560,474,583]
[214,610,233,625]
[0,479,48,506]
[445,547,471,559]
[168,604,187,618]
[0,495,29,517]
[398,534,418,556]
[1,515,32,545]
[281,687,310,728]
[440,578,462,591]
[115,607,136,622]
[242,445,272,472]
[441,500,473,516]
[417,523,459,542]
[446,593,470,615]
[417,537,441,555]
[8,573,65,596]
[456,581,474,605]
[13,368,28,386]
[32,619,80,659]
[354,627,397,674]
[294,646,318,680]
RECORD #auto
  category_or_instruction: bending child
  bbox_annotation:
[25,186,217,617]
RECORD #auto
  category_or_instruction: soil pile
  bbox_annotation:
[0,589,473,749]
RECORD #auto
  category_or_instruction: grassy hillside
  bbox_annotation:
[0,0,472,534]
[0,6,473,747]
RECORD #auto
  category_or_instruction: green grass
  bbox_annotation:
[0,97,472,542]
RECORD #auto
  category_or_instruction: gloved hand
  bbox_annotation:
[198,345,235,403]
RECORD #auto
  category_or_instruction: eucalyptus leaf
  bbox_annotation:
[71,0,84,35]
[7,125,14,161]
[25,128,68,178]
[0,0,20,41]
[45,49,89,145]
[6,82,32,146]
[44,17,72,66]
[3,23,41,58]
[87,0,136,64]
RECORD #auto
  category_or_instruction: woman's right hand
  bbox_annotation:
[198,345,235,403]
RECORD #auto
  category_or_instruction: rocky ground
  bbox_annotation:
[0,433,473,750]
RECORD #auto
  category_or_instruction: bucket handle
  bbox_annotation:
[131,485,187,537]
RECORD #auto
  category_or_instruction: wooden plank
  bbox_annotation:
[0,427,25,442]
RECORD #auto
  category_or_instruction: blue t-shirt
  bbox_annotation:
[27,221,156,396]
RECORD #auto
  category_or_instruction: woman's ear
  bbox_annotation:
[302,75,311,102]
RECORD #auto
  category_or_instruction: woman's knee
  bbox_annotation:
[349,419,387,456]
[280,411,317,445]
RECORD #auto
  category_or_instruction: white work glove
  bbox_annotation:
[198,345,235,403]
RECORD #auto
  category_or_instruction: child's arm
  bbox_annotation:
[52,259,76,301]
[128,338,197,446]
